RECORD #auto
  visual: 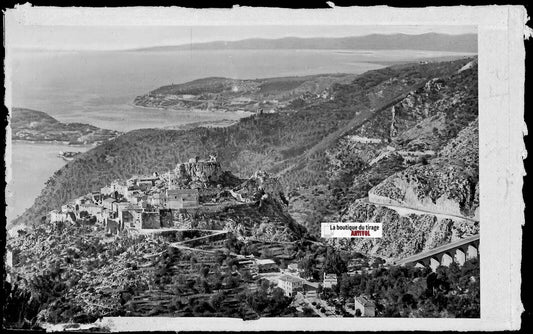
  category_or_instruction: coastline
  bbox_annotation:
[130,102,255,116]
[11,139,100,147]
[162,118,242,130]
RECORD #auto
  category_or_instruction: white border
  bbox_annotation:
[4,4,527,331]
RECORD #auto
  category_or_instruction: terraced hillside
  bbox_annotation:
[11,58,477,253]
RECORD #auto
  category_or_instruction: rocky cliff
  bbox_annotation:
[12,57,477,253]
[173,158,222,184]
[369,119,479,219]
[287,58,478,239]
[330,199,478,260]
[165,157,243,190]
[319,63,478,260]
[231,170,288,205]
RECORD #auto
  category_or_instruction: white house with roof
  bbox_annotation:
[287,263,299,274]
[277,275,304,297]
[323,272,338,289]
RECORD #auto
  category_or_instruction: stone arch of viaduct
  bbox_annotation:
[398,235,479,272]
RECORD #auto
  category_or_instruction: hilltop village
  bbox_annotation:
[7,156,479,325]
[8,156,400,323]
[6,58,481,327]
[51,156,235,234]
[48,156,298,237]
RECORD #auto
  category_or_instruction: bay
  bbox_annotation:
[6,142,92,222]
[5,48,474,222]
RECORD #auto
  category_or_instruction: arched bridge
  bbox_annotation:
[395,234,479,271]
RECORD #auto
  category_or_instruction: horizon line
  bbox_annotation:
[9,32,478,53]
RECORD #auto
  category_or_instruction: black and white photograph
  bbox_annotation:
[2,5,525,332]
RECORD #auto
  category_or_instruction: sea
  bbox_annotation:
[5,48,475,222]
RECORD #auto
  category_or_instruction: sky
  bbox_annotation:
[6,24,477,51]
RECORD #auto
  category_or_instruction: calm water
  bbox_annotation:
[7,49,474,131]
[6,142,92,222]
[5,48,474,222]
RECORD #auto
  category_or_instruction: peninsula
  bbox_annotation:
[133,74,358,112]
[11,108,122,145]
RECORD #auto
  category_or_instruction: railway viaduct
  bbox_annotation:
[395,234,479,271]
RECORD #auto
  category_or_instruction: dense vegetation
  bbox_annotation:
[6,55,481,327]
[135,73,358,112]
[4,217,303,326]
[11,58,474,231]
[337,259,480,318]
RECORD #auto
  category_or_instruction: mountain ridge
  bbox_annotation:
[130,33,477,53]
[10,58,477,263]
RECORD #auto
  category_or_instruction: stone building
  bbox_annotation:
[354,295,376,317]
[148,193,163,206]
[277,275,303,297]
[49,210,76,223]
[255,259,278,273]
[102,198,116,211]
[78,203,103,217]
[166,188,199,209]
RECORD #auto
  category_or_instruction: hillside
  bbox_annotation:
[133,74,357,112]
[11,57,477,262]
[369,120,479,220]
[133,33,477,53]
[10,108,121,145]
[285,58,478,237]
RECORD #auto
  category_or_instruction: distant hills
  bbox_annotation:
[132,33,477,53]
[12,58,479,259]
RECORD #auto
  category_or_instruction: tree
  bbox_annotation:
[223,275,239,289]
[241,269,252,282]
[303,307,315,317]
[271,287,286,306]
[298,255,315,279]
[214,250,226,265]
[260,279,270,291]
[324,249,347,275]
